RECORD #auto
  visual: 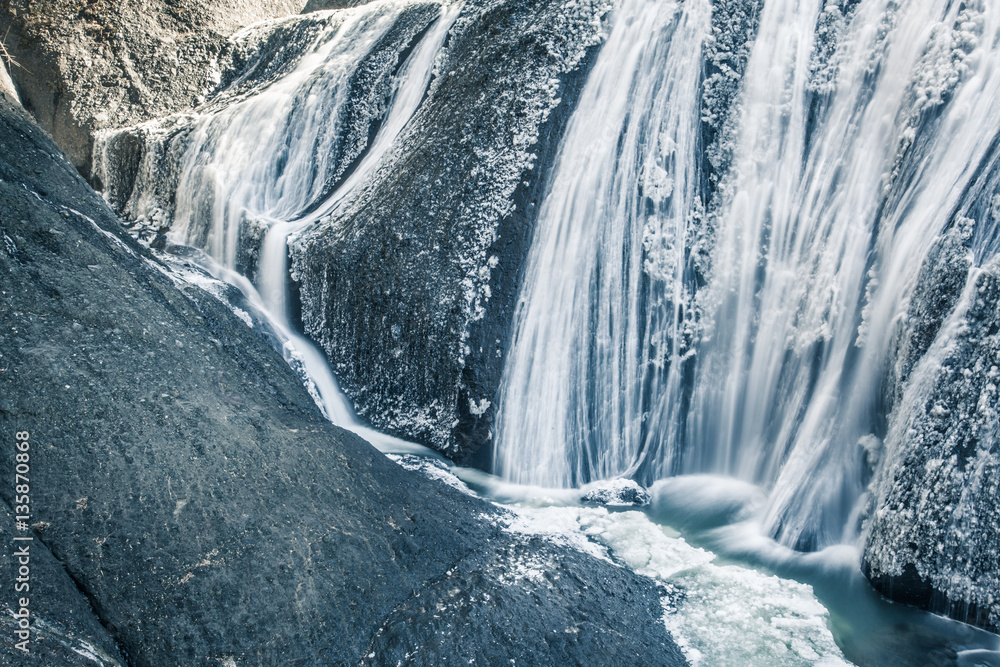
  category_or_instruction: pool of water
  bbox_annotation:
[436,465,1000,667]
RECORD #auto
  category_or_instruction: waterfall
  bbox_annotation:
[495,0,1000,550]
[126,0,458,452]
[494,0,712,487]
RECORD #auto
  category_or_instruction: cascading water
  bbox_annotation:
[495,0,1000,551]
[494,0,712,488]
[87,0,1000,660]
[126,0,458,452]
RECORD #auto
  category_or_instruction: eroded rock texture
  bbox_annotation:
[864,247,1000,633]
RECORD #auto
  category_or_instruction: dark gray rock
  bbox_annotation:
[863,252,1000,633]
[0,96,685,665]
[699,0,763,190]
[362,537,678,666]
[888,219,974,403]
[0,501,126,666]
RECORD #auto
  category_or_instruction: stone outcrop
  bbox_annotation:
[863,245,1000,633]
[0,94,685,665]
[289,0,607,463]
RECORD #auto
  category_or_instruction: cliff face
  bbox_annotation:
[0,95,684,666]
[0,0,303,172]
[862,220,1000,633]
[289,0,607,463]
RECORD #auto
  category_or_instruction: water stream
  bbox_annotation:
[160,1,457,453]
[489,0,1000,660]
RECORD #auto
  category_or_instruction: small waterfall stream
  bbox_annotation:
[151,0,457,453]
[494,0,1000,554]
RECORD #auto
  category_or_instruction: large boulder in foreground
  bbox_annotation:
[0,98,684,665]
[0,0,303,172]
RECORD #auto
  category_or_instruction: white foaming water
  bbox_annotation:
[428,462,853,665]
[494,501,851,667]
[494,0,1000,552]
[170,6,393,265]
[158,1,457,455]
[430,466,999,666]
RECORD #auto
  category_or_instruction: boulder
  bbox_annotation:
[863,242,1000,633]
[582,479,652,507]
[290,0,607,463]
[0,95,685,665]
[0,501,126,665]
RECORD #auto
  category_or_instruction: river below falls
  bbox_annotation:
[385,453,1000,667]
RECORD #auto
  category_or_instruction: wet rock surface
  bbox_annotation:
[864,249,1000,633]
[0,97,684,665]
[582,479,652,507]
[362,537,679,666]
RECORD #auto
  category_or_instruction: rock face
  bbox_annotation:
[290,0,606,463]
[0,97,684,665]
[863,238,1000,633]
[0,0,304,172]
[0,502,126,665]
